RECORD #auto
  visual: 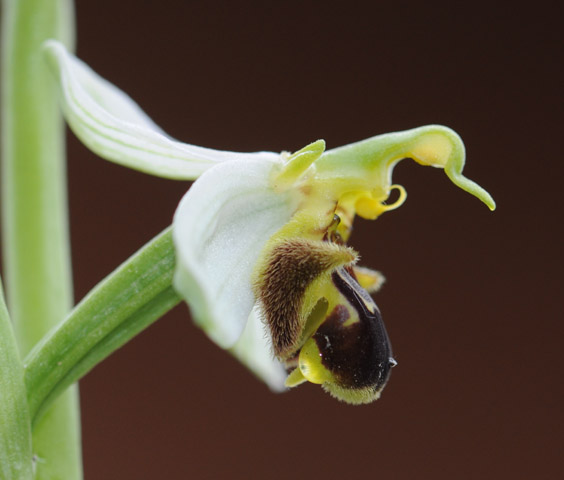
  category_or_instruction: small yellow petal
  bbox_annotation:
[354,184,407,220]
[298,339,334,385]
[353,266,385,294]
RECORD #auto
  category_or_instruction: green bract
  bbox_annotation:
[46,40,495,402]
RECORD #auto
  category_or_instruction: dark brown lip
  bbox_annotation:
[312,267,394,391]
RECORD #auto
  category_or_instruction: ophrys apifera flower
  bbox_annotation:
[172,131,494,403]
[45,40,495,404]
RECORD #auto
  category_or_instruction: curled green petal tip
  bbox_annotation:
[408,125,496,211]
[444,165,496,211]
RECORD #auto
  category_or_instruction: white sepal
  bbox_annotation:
[230,307,287,392]
[172,157,297,349]
[44,40,279,180]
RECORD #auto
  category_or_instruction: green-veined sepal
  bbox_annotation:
[43,40,280,180]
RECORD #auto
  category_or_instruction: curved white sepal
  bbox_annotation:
[172,157,298,349]
[230,307,287,392]
[43,40,279,180]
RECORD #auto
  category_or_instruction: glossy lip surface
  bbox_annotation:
[313,268,395,391]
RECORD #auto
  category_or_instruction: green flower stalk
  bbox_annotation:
[0,281,32,479]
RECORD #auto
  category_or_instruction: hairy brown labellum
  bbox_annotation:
[254,239,356,359]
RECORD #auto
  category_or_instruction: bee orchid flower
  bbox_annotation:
[45,40,495,403]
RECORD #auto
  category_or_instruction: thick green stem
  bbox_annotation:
[1,0,82,478]
[0,281,33,479]
[25,229,180,424]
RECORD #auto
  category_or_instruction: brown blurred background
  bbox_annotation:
[63,1,563,479]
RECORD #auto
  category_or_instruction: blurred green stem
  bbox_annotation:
[1,0,82,478]
[0,281,33,478]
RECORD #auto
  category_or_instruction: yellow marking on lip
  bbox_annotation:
[411,132,453,167]
[298,339,334,385]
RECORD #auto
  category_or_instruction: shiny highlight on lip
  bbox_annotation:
[317,268,395,392]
